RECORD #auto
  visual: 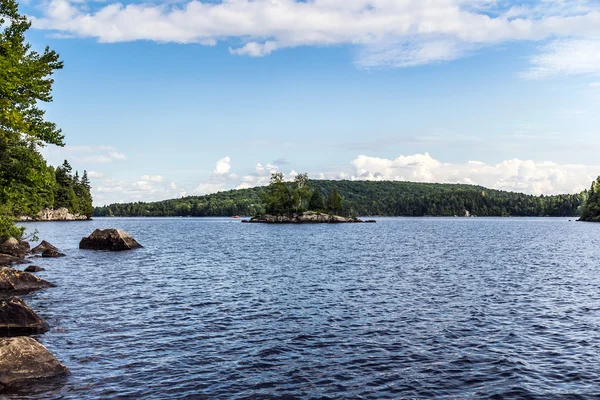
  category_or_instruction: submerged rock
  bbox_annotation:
[0,297,49,336]
[31,241,59,255]
[0,337,68,388]
[41,249,66,258]
[0,238,30,259]
[0,267,55,293]
[24,266,45,273]
[248,211,365,224]
[79,228,143,251]
[0,254,28,266]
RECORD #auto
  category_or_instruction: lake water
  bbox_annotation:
[4,217,600,399]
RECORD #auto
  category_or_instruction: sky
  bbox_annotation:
[14,0,600,205]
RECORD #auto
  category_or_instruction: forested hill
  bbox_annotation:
[94,180,585,218]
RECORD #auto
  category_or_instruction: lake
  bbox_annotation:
[4,217,600,399]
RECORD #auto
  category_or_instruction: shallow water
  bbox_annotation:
[4,217,600,399]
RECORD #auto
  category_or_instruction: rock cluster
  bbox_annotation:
[0,228,142,391]
[245,211,368,224]
[0,239,67,391]
[18,207,88,221]
[79,228,143,251]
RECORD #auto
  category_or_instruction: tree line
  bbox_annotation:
[94,178,585,218]
[1,0,92,240]
[580,177,600,222]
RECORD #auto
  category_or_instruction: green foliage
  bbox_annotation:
[260,172,293,215]
[327,188,343,214]
[0,1,93,228]
[94,180,585,218]
[53,161,93,217]
[0,216,24,241]
[293,173,311,213]
[308,190,325,212]
[580,177,600,222]
[0,0,64,147]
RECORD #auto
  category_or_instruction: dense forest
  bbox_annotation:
[0,1,92,240]
[94,179,585,218]
[580,177,600,222]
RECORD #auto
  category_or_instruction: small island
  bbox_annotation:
[244,173,374,224]
[579,176,600,222]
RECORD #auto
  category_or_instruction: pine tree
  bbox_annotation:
[327,188,343,215]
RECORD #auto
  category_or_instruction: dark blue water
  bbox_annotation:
[4,217,600,399]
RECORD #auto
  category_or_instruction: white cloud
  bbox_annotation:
[41,145,127,166]
[91,152,600,205]
[93,175,187,205]
[523,39,600,79]
[109,151,127,160]
[87,171,105,178]
[213,157,231,175]
[31,0,600,68]
[141,174,164,182]
[346,153,600,195]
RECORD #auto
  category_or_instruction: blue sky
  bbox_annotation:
[16,0,600,204]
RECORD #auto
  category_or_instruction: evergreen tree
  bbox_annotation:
[308,190,325,211]
[54,160,76,210]
[580,177,600,222]
[327,188,343,215]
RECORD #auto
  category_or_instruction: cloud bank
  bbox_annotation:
[89,153,600,205]
[31,0,600,71]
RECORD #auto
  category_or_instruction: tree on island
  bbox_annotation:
[327,188,343,215]
[260,172,345,216]
[308,190,325,212]
[580,177,600,222]
[0,0,93,240]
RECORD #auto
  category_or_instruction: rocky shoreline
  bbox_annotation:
[0,228,142,392]
[17,208,89,222]
[243,211,376,224]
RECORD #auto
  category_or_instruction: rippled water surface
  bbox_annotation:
[4,217,600,399]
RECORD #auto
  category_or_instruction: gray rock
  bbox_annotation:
[79,228,143,251]
[41,249,66,258]
[248,211,364,224]
[0,254,28,266]
[0,238,30,259]
[0,337,68,388]
[24,266,45,273]
[31,241,59,255]
[0,297,49,336]
[0,267,55,293]
[35,208,88,221]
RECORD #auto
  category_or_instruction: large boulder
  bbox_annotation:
[0,267,55,293]
[31,240,59,255]
[0,297,49,336]
[79,228,143,251]
[0,337,68,388]
[0,238,30,259]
